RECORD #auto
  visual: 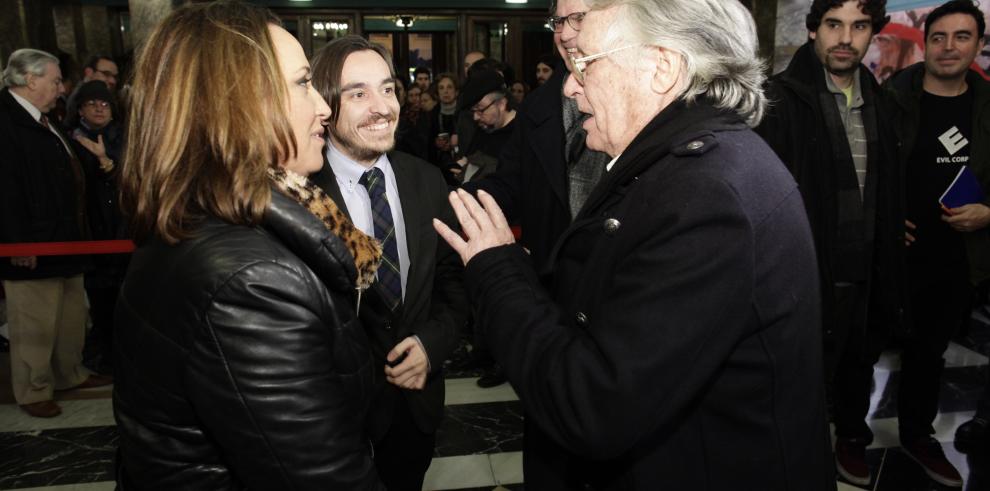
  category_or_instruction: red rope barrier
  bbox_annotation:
[0,229,520,258]
[0,240,135,257]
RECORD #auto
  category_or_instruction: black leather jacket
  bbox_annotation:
[113,189,383,490]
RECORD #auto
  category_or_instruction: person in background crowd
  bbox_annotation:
[1,49,111,419]
[50,51,77,123]
[510,80,529,104]
[413,66,432,92]
[396,78,430,160]
[419,86,437,113]
[112,3,383,488]
[454,57,503,174]
[406,84,422,112]
[755,0,904,485]
[427,73,460,184]
[535,53,556,86]
[67,80,126,376]
[310,35,467,491]
[394,76,407,107]
[464,50,486,79]
[460,0,612,388]
[436,0,832,487]
[884,0,989,485]
[64,55,119,128]
[456,69,517,183]
[79,55,119,91]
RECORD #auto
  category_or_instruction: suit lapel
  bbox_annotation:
[311,153,352,219]
[525,74,569,209]
[388,152,424,309]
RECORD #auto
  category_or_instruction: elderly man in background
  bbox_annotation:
[0,49,111,419]
[434,0,833,489]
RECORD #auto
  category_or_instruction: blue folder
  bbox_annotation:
[939,166,985,210]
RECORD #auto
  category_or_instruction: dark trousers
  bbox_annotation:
[373,396,436,491]
[833,264,972,444]
[83,282,120,374]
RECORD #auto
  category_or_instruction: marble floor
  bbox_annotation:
[0,309,988,491]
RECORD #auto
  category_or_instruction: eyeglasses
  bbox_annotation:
[546,12,585,33]
[569,44,640,83]
[472,96,501,115]
[82,100,110,109]
[95,69,118,79]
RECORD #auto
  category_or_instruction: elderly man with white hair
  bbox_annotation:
[0,49,111,419]
[434,0,833,489]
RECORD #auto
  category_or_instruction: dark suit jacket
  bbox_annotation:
[311,150,467,438]
[463,69,572,272]
[0,88,91,280]
[464,102,832,490]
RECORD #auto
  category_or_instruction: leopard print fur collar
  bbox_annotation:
[268,167,381,291]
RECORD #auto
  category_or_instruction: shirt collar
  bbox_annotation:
[325,140,391,190]
[823,67,864,108]
[606,154,621,172]
[9,89,42,123]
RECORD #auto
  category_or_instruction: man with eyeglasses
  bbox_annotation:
[755,1,905,486]
[459,0,611,389]
[65,55,120,129]
[463,0,609,271]
[438,0,831,489]
[1,49,112,419]
[456,69,517,183]
[80,55,119,91]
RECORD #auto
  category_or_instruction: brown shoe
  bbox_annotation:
[20,400,62,418]
[70,374,114,390]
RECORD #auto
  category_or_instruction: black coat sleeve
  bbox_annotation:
[464,176,758,460]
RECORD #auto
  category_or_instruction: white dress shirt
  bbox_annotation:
[325,142,410,299]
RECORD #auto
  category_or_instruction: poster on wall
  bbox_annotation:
[774,0,990,81]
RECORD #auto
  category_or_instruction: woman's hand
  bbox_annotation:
[433,189,514,265]
[74,133,107,160]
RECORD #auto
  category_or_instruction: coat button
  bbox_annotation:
[575,311,588,326]
[686,140,704,150]
[603,218,621,235]
[383,321,391,330]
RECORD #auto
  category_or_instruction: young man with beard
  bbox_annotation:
[756,1,905,486]
[884,0,989,484]
[310,36,468,491]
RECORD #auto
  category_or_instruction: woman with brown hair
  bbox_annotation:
[114,2,384,488]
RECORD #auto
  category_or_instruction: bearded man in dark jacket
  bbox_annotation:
[755,0,905,485]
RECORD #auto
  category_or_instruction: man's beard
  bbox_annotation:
[823,44,862,76]
[331,113,397,162]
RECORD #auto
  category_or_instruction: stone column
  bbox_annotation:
[0,0,29,63]
[752,0,778,67]
[52,3,86,62]
[82,5,115,60]
[0,0,58,63]
[127,0,181,53]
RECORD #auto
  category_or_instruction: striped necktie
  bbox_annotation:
[359,167,402,310]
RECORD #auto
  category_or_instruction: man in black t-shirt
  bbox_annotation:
[885,1,989,485]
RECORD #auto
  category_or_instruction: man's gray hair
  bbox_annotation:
[589,0,767,126]
[2,49,58,88]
